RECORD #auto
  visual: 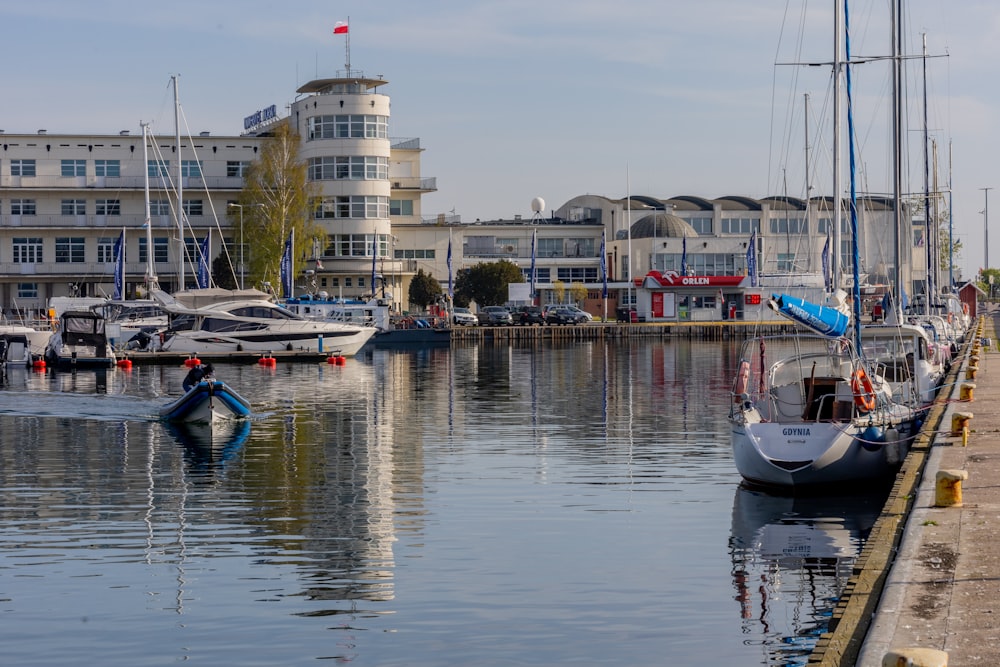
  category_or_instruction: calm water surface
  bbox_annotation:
[0,340,885,666]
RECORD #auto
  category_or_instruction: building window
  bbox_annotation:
[776,253,796,272]
[17,283,38,299]
[10,160,36,177]
[324,234,388,258]
[330,278,339,287]
[307,114,388,140]
[226,161,249,177]
[61,199,86,215]
[181,160,202,178]
[345,277,353,287]
[150,199,171,216]
[313,195,389,220]
[148,159,170,178]
[139,238,170,265]
[55,237,86,263]
[95,159,120,177]
[538,238,562,257]
[13,238,43,263]
[769,217,807,234]
[11,199,37,216]
[390,199,414,216]
[721,217,759,235]
[182,200,203,217]
[688,217,713,234]
[393,248,437,260]
[96,199,121,216]
[97,237,116,263]
[693,296,717,309]
[61,159,86,177]
[308,156,388,181]
[556,267,598,281]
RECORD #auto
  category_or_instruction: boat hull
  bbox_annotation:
[161,326,374,356]
[731,420,910,488]
[160,380,252,423]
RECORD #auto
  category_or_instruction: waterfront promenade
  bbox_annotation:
[812,308,999,666]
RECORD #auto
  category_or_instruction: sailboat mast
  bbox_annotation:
[832,0,842,291]
[844,0,863,346]
[891,0,906,318]
[141,123,156,290]
[173,75,184,290]
[922,33,933,312]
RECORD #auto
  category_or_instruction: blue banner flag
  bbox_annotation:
[280,230,293,298]
[113,228,125,300]
[821,232,831,291]
[600,229,607,298]
[196,233,211,289]
[681,236,688,276]
[447,237,453,299]
[529,229,537,297]
[371,236,378,297]
[746,231,757,287]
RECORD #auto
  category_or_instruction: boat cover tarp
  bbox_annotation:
[768,293,849,338]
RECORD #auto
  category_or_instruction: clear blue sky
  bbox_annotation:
[3,1,995,280]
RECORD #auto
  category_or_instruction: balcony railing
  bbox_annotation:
[390,176,436,192]
[0,175,245,189]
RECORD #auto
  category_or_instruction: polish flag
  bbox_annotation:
[333,22,349,34]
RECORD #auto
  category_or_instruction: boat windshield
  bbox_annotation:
[229,305,301,320]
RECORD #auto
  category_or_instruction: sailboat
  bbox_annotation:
[728,0,930,489]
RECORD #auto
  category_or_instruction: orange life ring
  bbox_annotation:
[851,367,876,412]
[734,360,750,401]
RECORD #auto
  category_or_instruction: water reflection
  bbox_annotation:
[163,419,251,469]
[729,484,887,666]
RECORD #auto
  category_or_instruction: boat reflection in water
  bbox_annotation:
[728,484,887,665]
[163,418,251,469]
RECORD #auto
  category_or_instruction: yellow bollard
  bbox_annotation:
[966,365,979,380]
[950,411,973,436]
[960,382,976,401]
[963,426,969,447]
[935,469,968,507]
[882,647,949,666]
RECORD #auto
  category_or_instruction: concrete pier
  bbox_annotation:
[808,309,1000,666]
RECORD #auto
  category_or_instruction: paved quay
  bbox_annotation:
[809,308,998,666]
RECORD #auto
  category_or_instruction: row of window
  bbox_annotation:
[516,267,599,282]
[2,199,207,216]
[307,156,388,181]
[306,115,389,140]
[5,159,250,178]
[313,196,389,220]
[9,237,170,264]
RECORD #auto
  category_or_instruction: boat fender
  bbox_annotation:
[860,425,884,452]
[851,368,877,412]
[884,427,902,465]
[734,360,750,402]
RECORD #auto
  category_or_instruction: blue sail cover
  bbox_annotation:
[768,294,849,338]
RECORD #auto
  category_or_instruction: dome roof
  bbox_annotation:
[630,212,698,238]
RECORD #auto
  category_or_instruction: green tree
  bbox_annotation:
[570,282,588,305]
[233,122,322,293]
[408,269,442,310]
[211,253,238,290]
[454,260,525,307]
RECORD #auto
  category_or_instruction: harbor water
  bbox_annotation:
[0,340,886,666]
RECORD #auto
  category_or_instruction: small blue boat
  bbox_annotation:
[160,380,251,423]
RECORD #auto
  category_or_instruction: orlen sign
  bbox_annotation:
[244,104,278,132]
[634,270,745,288]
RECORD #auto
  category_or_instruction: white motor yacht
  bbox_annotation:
[151,288,375,356]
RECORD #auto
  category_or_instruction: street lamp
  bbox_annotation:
[228,203,245,290]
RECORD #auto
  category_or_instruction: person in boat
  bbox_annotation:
[182,362,214,392]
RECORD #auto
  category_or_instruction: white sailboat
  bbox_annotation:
[728,0,931,489]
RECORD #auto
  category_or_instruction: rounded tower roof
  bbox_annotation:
[630,212,698,238]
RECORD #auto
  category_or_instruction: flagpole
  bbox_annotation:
[626,165,632,310]
[345,15,351,72]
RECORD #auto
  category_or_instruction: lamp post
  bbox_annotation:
[228,203,245,290]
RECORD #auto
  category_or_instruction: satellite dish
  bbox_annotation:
[530,197,545,213]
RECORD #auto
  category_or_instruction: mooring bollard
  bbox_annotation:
[882,647,948,666]
[934,469,968,508]
[950,411,973,437]
[966,365,978,380]
[960,382,976,401]
[882,648,948,667]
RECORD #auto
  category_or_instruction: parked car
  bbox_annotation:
[514,306,546,325]
[562,305,593,321]
[452,307,478,326]
[545,306,588,325]
[478,306,514,326]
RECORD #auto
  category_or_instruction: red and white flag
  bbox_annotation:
[333,21,348,34]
